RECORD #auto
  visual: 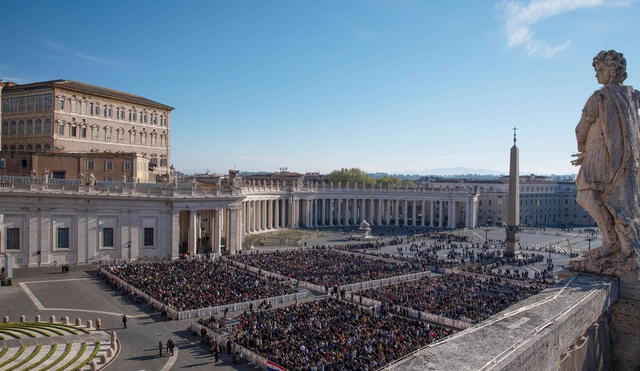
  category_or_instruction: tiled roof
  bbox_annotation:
[3,79,174,110]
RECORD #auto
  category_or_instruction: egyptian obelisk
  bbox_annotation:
[505,126,520,256]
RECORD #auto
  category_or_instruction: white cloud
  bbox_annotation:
[500,0,632,58]
[41,38,115,65]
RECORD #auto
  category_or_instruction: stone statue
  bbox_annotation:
[570,50,640,277]
[88,172,97,186]
[43,169,50,184]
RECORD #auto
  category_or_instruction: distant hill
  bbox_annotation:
[419,167,505,176]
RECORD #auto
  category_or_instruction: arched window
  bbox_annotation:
[2,145,8,152]
[17,144,24,152]
[35,119,42,135]
[26,119,33,135]
[17,120,25,135]
[43,118,52,134]
[26,144,33,152]
[9,145,16,152]
[10,121,17,136]
[34,144,41,152]
[2,121,8,136]
[44,144,50,151]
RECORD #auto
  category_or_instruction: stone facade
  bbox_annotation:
[0,178,243,268]
[429,176,594,227]
[1,80,173,181]
[0,151,151,182]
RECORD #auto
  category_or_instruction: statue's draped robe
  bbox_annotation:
[576,85,640,267]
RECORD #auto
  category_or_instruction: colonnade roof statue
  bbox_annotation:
[570,50,640,278]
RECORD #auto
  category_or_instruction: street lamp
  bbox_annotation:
[586,235,595,251]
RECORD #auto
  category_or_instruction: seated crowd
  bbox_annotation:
[230,247,419,287]
[200,298,451,370]
[101,260,296,311]
[358,274,543,323]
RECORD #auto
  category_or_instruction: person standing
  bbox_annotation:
[166,339,175,356]
[158,340,164,356]
[122,314,127,329]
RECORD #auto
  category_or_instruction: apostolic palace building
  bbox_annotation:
[0,79,592,268]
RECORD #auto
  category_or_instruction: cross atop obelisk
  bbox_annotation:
[505,126,520,257]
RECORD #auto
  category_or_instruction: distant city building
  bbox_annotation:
[1,80,173,181]
[425,175,594,227]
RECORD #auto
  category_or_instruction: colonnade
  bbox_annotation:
[242,196,478,234]
[180,207,242,257]
[242,198,292,233]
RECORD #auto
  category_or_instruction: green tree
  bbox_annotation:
[327,168,375,186]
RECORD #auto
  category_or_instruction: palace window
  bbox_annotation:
[59,98,65,110]
[105,161,113,171]
[143,227,154,246]
[57,228,70,249]
[87,160,94,170]
[71,126,77,137]
[6,228,20,250]
[17,120,25,135]
[57,123,65,135]
[102,227,114,248]
[123,161,131,171]
[80,127,87,138]
[71,100,77,113]
[92,103,100,115]
[81,101,87,114]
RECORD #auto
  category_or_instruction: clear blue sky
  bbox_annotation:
[2,0,639,175]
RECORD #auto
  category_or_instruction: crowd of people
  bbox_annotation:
[358,274,543,323]
[201,298,451,370]
[101,260,296,311]
[230,247,419,287]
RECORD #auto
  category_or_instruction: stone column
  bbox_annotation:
[170,210,180,259]
[430,201,435,228]
[288,198,294,228]
[227,208,241,255]
[337,199,343,226]
[320,199,326,226]
[344,199,350,225]
[360,199,366,222]
[27,210,39,267]
[450,201,457,229]
[39,210,51,266]
[329,199,334,226]
[394,199,400,226]
[188,210,197,256]
[402,199,408,226]
[376,199,382,226]
[274,200,280,229]
[212,209,222,255]
[438,201,443,228]
[421,200,426,227]
[412,200,417,226]
[262,200,268,231]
